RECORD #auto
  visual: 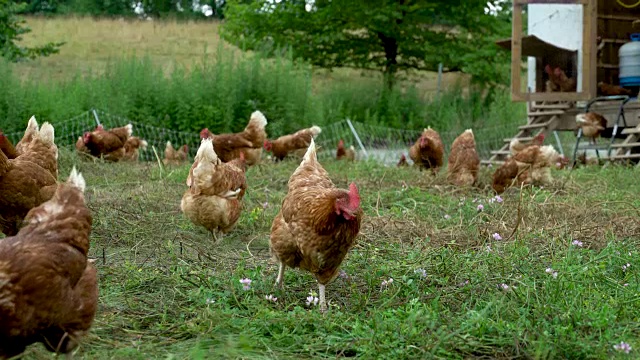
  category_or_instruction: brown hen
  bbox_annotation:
[181,138,247,243]
[81,123,132,160]
[264,125,322,161]
[409,127,444,173]
[270,139,363,313]
[0,167,97,358]
[0,140,57,236]
[397,153,408,167]
[163,141,189,166]
[336,139,356,161]
[200,110,268,166]
[492,145,561,193]
[121,136,148,162]
[576,112,607,144]
[447,129,480,187]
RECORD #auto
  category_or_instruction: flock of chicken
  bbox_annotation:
[397,126,568,194]
[0,104,617,357]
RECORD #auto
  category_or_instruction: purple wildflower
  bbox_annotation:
[614,342,632,354]
[239,278,252,291]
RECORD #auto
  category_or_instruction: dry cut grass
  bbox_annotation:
[13,17,469,95]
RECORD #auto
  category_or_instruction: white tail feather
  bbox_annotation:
[38,122,55,145]
[195,138,218,163]
[509,138,521,152]
[309,125,322,137]
[540,145,559,162]
[125,124,133,136]
[26,116,39,133]
[302,138,317,163]
[250,110,268,128]
[140,140,148,149]
[575,114,587,124]
[68,166,86,192]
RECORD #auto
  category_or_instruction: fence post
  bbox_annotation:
[91,108,101,127]
[437,63,443,97]
[346,118,368,158]
[552,130,564,156]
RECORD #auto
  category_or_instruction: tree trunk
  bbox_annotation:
[377,32,398,90]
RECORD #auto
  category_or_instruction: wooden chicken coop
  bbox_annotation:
[485,0,640,165]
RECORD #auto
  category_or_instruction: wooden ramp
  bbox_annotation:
[481,101,572,166]
[609,123,640,164]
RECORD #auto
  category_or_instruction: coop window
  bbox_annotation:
[510,0,597,102]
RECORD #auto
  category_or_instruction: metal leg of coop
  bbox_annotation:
[572,128,583,166]
[608,97,632,157]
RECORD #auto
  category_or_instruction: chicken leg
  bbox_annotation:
[318,283,327,313]
[275,262,285,288]
[210,230,223,245]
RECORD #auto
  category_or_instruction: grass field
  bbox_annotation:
[12,149,640,359]
[13,17,469,94]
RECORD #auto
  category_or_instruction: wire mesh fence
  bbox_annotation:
[5,109,537,165]
[315,119,516,166]
[5,110,201,162]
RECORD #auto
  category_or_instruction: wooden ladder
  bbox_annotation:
[482,101,571,166]
[609,124,640,164]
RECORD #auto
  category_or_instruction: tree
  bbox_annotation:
[0,0,64,62]
[222,0,512,90]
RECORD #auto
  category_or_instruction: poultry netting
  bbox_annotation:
[5,109,527,165]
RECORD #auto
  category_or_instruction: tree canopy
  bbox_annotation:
[223,0,512,90]
[0,0,64,62]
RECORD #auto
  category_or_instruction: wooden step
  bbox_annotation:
[531,104,571,110]
[504,137,534,143]
[610,142,640,148]
[610,153,640,160]
[527,110,566,117]
[575,143,610,150]
[519,122,551,130]
[490,150,512,156]
[621,128,640,135]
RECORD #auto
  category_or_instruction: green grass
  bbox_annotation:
[15,148,640,359]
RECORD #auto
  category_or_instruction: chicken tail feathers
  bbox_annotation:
[68,166,86,193]
[302,138,317,163]
[125,124,133,137]
[309,125,322,137]
[26,115,39,134]
[195,138,218,163]
[575,114,588,124]
[38,122,55,145]
[250,110,268,129]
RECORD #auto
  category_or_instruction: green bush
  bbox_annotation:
[0,50,523,140]
[19,0,226,19]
